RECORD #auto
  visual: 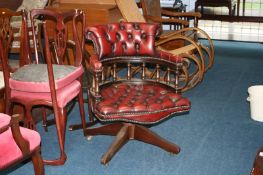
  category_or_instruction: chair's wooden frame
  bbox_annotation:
[29,8,87,165]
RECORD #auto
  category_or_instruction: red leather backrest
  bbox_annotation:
[86,22,161,59]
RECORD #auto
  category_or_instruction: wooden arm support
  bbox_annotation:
[144,15,189,26]
[161,9,202,19]
[10,114,30,156]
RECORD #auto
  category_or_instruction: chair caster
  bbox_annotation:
[169,152,177,156]
[103,163,109,167]
[86,135,93,141]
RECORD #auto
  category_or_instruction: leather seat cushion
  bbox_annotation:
[10,64,83,92]
[95,82,190,124]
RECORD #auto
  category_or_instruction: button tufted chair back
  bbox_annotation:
[86,22,162,59]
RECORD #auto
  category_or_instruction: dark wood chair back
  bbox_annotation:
[0,8,32,70]
[30,8,85,66]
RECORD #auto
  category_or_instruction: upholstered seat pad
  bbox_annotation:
[0,114,11,134]
[95,83,190,124]
[0,127,40,170]
[10,64,83,92]
[11,80,81,108]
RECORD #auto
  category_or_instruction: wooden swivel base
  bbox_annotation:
[85,123,180,165]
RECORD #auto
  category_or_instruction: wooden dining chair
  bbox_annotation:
[0,8,33,115]
[0,8,32,70]
[0,8,87,165]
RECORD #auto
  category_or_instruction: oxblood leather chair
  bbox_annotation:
[0,113,44,174]
[0,9,87,165]
[85,22,191,165]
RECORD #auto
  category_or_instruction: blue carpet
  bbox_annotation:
[3,40,263,175]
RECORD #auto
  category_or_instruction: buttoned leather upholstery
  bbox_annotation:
[86,22,162,59]
[96,83,190,124]
[86,22,183,72]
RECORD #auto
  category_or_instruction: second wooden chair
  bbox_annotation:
[0,8,87,165]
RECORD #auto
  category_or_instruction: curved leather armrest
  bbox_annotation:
[10,114,30,155]
[89,54,102,72]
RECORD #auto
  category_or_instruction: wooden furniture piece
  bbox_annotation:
[48,0,124,56]
[85,22,191,165]
[141,0,199,29]
[0,0,47,114]
[55,0,115,4]
[48,0,122,29]
[0,8,33,116]
[251,146,263,175]
[0,9,32,71]
[116,0,214,92]
[194,0,263,23]
[140,0,213,66]
[10,0,49,56]
[51,3,121,25]
[47,0,125,92]
[195,0,237,16]
[0,113,44,174]
[0,0,23,11]
[30,8,87,165]
[0,8,87,166]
